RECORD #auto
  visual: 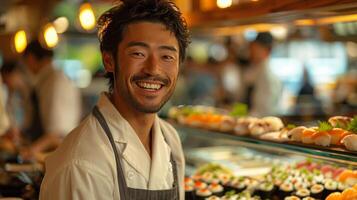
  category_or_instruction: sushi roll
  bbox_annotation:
[288,126,307,142]
[218,174,232,186]
[208,183,224,197]
[294,188,310,198]
[279,182,294,199]
[254,181,275,199]
[310,184,324,199]
[338,170,357,187]
[195,181,208,190]
[185,184,195,200]
[185,177,194,186]
[302,197,315,200]
[196,188,212,200]
[312,131,331,147]
[284,196,301,200]
[337,182,348,192]
[192,174,202,182]
[324,180,338,199]
[205,195,221,200]
[229,179,246,193]
[201,172,214,184]
[341,134,357,152]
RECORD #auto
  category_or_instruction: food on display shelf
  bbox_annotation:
[325,183,357,200]
[286,116,357,151]
[185,160,354,200]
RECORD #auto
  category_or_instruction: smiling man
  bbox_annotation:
[39,0,190,200]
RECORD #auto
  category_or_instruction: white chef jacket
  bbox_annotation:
[237,60,282,117]
[40,93,185,200]
[24,64,81,136]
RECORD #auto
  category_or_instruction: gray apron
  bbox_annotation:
[92,106,179,200]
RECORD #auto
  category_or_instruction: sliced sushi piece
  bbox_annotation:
[324,180,339,199]
[196,188,212,200]
[341,134,357,152]
[301,128,317,144]
[279,182,294,199]
[302,197,316,200]
[338,170,357,187]
[312,131,331,147]
[248,119,270,136]
[288,126,307,142]
[185,177,194,186]
[201,172,214,183]
[325,192,342,200]
[284,196,301,200]
[195,181,208,190]
[340,187,357,200]
[310,184,324,199]
[328,128,349,145]
[219,116,235,132]
[254,181,275,199]
[262,116,284,131]
[208,183,224,197]
[185,184,195,200]
[234,117,258,135]
[205,195,221,200]
[294,188,311,198]
[338,182,348,192]
[328,116,352,129]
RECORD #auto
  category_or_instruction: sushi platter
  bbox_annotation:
[184,161,357,200]
[169,106,357,162]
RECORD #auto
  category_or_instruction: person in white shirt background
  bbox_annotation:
[20,40,81,159]
[236,32,282,117]
[40,0,190,199]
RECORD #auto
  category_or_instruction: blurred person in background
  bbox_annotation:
[40,0,189,199]
[0,61,27,146]
[20,40,81,159]
[332,69,357,115]
[0,75,10,137]
[236,32,282,117]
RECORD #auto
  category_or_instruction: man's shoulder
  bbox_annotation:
[45,115,114,173]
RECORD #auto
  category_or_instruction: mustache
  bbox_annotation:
[132,74,170,85]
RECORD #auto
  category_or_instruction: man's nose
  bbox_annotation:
[143,54,160,75]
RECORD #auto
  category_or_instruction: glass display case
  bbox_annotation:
[174,122,357,173]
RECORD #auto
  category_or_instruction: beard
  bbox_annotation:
[115,63,176,114]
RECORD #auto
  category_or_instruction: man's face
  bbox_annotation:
[249,42,269,65]
[113,22,179,113]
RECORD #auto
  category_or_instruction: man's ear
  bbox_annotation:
[102,52,115,73]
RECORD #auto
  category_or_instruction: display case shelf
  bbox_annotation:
[172,123,357,167]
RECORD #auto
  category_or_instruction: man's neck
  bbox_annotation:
[109,92,155,156]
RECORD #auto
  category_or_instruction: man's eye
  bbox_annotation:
[131,52,145,57]
[162,55,174,61]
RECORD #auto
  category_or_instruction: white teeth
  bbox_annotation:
[137,82,161,90]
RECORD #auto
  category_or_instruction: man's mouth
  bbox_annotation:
[136,81,163,91]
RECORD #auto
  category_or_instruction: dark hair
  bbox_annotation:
[1,61,17,75]
[254,32,273,50]
[23,40,54,60]
[97,0,190,92]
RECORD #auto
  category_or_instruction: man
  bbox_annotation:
[237,32,282,117]
[21,41,81,158]
[40,0,190,199]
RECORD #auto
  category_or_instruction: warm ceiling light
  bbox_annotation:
[251,0,259,2]
[270,26,288,40]
[294,19,316,26]
[14,30,27,53]
[43,23,59,48]
[53,16,69,34]
[217,0,232,9]
[79,3,96,31]
[317,14,357,25]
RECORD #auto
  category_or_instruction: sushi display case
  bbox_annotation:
[174,122,357,200]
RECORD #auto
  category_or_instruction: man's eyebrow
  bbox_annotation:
[159,45,177,52]
[126,41,178,52]
[126,41,149,48]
